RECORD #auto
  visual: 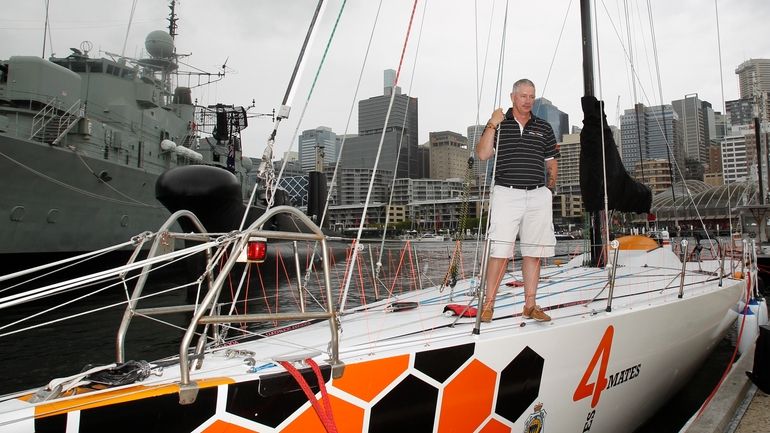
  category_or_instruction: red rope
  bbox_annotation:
[244,265,251,318]
[387,241,411,297]
[338,243,356,305]
[406,240,418,291]
[696,273,751,419]
[278,359,338,433]
[356,250,366,305]
[256,263,272,318]
[393,0,420,85]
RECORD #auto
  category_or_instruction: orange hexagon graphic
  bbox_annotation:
[204,419,263,433]
[437,359,497,433]
[479,417,512,433]
[280,394,364,433]
[332,354,410,402]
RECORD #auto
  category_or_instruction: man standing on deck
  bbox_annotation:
[476,78,559,322]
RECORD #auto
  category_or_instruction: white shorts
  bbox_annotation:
[488,185,556,258]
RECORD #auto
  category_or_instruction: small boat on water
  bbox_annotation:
[417,233,445,242]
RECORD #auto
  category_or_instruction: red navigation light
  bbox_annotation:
[246,238,267,263]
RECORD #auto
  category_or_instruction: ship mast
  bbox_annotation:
[168,0,179,41]
[164,0,179,105]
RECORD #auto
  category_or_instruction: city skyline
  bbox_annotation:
[2,1,767,160]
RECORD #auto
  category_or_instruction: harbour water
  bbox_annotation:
[0,238,735,432]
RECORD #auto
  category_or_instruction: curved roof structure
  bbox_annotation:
[650,181,759,220]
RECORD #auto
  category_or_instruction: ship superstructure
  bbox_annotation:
[0,22,254,255]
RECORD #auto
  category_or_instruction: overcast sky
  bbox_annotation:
[2,0,769,159]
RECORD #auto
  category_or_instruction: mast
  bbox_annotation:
[580,0,594,98]
[168,0,179,40]
[755,80,766,205]
[756,116,765,205]
[580,0,604,267]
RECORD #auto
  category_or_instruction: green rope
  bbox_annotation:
[306,0,347,99]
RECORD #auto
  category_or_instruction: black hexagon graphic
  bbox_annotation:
[35,413,66,433]
[226,365,330,428]
[370,374,438,433]
[414,342,475,383]
[495,346,545,423]
[78,387,217,433]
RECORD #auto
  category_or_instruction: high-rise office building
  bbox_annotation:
[533,97,569,142]
[298,126,337,173]
[728,59,770,127]
[672,95,710,166]
[557,133,581,195]
[339,70,419,178]
[710,112,729,145]
[736,59,770,99]
[633,159,672,195]
[417,143,430,178]
[726,98,756,126]
[428,131,468,180]
[325,167,392,206]
[721,133,753,184]
[620,103,681,182]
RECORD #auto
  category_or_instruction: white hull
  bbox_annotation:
[0,234,744,433]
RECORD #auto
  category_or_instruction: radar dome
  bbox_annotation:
[145,30,174,58]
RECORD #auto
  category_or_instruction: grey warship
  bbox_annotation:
[0,15,255,256]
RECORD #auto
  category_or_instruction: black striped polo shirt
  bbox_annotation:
[494,108,559,188]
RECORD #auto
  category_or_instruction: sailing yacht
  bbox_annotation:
[0,1,753,432]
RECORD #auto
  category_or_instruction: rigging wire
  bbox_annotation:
[483,0,510,215]
[713,0,734,237]
[470,0,498,278]
[121,0,139,57]
[623,0,646,185]
[645,0,676,203]
[594,0,612,249]
[41,0,50,58]
[300,0,385,294]
[473,0,510,325]
[374,0,429,283]
[632,0,657,105]
[254,0,329,215]
[537,0,574,111]
[598,0,710,239]
[339,0,421,312]
[272,0,350,215]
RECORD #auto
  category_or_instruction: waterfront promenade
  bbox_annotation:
[735,388,770,433]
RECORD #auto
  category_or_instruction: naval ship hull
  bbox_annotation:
[0,134,170,255]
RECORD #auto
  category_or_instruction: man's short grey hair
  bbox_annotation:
[512,78,535,93]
